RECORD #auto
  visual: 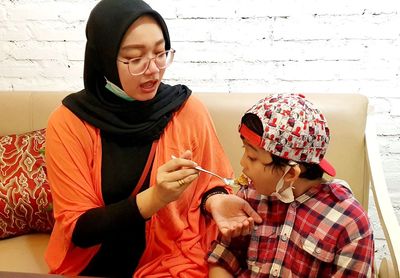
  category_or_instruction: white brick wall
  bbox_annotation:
[1,0,399,268]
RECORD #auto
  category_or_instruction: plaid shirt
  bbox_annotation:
[207,179,374,277]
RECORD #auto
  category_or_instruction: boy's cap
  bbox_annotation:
[239,93,336,176]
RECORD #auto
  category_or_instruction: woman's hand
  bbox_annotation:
[137,150,199,218]
[153,150,199,205]
[206,194,262,239]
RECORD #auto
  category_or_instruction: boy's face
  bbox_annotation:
[240,139,286,196]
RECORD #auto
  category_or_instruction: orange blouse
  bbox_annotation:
[44,95,234,277]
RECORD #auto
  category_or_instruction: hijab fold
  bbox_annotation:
[63,82,191,141]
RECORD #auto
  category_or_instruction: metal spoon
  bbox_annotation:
[194,165,236,186]
[171,155,236,186]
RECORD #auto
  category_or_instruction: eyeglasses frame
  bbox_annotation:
[117,49,176,76]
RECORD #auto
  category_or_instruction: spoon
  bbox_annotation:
[194,165,236,186]
[171,155,236,186]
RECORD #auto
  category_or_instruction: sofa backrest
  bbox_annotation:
[0,91,68,135]
[0,91,369,209]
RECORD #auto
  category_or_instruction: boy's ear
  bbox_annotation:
[284,165,301,182]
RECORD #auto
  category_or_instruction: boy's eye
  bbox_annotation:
[248,156,256,161]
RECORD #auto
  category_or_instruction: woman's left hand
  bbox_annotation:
[206,194,262,239]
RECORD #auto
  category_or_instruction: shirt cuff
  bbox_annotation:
[200,186,228,216]
[207,241,241,276]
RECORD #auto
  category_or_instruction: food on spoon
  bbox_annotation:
[234,173,249,187]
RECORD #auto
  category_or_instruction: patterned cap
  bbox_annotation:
[239,93,336,176]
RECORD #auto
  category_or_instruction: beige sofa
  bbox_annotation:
[0,91,399,277]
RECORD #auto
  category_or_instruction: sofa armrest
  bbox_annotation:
[365,113,400,278]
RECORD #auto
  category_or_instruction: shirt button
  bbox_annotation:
[251,265,260,273]
[281,234,288,241]
[315,247,322,254]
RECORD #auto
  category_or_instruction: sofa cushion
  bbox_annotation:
[0,128,54,239]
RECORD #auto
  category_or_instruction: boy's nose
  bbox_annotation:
[240,153,246,168]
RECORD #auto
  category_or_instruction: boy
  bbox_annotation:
[207,94,374,277]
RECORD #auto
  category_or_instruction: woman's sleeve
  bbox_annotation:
[200,186,229,216]
[188,96,235,193]
[46,106,144,248]
[72,196,143,247]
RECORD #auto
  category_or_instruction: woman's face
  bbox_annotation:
[240,139,285,196]
[117,16,166,101]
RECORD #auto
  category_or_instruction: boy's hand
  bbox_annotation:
[207,194,262,239]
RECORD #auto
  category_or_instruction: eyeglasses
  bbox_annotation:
[117,49,175,76]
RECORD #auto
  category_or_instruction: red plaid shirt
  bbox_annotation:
[207,180,374,277]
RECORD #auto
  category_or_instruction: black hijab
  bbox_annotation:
[63,0,191,141]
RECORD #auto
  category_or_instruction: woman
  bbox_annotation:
[44,0,261,277]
